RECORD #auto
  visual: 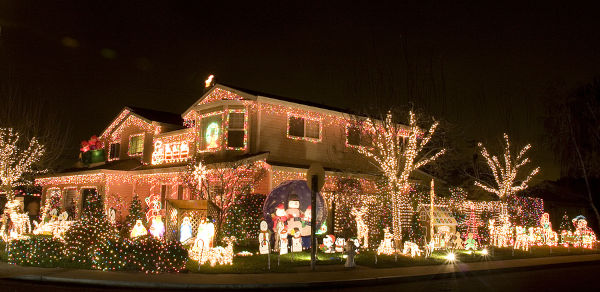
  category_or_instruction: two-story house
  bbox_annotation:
[36,83,424,229]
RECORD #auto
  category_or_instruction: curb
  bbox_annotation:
[6,259,600,289]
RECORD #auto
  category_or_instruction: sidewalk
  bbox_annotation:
[1,254,600,289]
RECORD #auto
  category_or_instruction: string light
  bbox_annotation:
[356,111,445,243]
[474,133,540,199]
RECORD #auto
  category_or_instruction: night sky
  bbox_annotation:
[2,1,600,180]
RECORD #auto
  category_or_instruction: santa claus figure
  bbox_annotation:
[271,203,288,233]
[258,220,270,254]
[320,234,336,253]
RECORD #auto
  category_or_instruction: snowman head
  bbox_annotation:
[323,235,334,247]
[260,220,268,231]
[335,237,345,246]
[288,194,300,209]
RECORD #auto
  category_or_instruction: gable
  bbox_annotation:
[182,85,257,121]
[100,108,156,143]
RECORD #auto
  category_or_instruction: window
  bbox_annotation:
[177,185,184,200]
[346,124,372,148]
[160,185,167,208]
[287,115,322,142]
[200,113,223,151]
[128,134,144,156]
[227,111,246,149]
[109,143,120,160]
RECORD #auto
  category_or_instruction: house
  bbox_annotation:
[35,83,429,233]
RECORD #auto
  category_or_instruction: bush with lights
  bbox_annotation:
[128,235,188,274]
[8,236,64,267]
[221,193,265,244]
[63,190,118,267]
[91,238,131,271]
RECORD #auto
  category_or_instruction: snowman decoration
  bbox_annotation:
[291,227,303,252]
[271,203,288,233]
[286,194,303,232]
[258,220,270,254]
[279,225,289,255]
[321,234,336,253]
[335,237,345,253]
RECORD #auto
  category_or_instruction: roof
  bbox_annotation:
[59,159,144,173]
[126,106,183,126]
[220,83,362,116]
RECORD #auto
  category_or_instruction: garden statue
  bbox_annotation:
[320,234,336,253]
[286,194,303,231]
[279,226,289,255]
[180,216,193,243]
[335,237,345,253]
[377,227,395,255]
[300,205,312,249]
[149,215,165,238]
[350,206,369,248]
[540,213,557,246]
[291,227,302,252]
[274,221,284,252]
[1,199,31,241]
[271,203,288,233]
[402,241,422,257]
[345,238,357,268]
[425,240,435,257]
[572,216,596,249]
[514,226,529,251]
[258,220,270,254]
[130,219,148,238]
[464,233,478,250]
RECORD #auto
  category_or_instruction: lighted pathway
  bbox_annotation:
[1,254,599,289]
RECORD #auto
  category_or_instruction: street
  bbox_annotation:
[0,262,598,292]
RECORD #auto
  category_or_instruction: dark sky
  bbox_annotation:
[1,1,600,180]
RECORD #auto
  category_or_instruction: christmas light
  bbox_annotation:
[474,133,540,199]
[355,111,445,243]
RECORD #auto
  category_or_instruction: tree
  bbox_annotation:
[355,111,445,244]
[559,212,572,232]
[474,133,540,200]
[125,193,145,232]
[545,79,600,230]
[0,128,45,196]
[221,193,265,244]
[185,158,267,236]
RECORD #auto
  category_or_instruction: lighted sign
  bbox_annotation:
[205,122,220,149]
[151,140,190,165]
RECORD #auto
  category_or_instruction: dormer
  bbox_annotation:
[182,85,255,154]
[100,106,183,164]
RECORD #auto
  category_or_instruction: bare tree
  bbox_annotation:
[354,110,445,245]
[474,133,540,200]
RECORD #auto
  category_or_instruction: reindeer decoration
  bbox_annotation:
[351,206,369,248]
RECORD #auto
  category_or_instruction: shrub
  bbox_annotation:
[128,236,188,273]
[8,236,64,267]
[63,215,119,266]
[91,238,131,271]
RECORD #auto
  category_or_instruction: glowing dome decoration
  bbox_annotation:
[205,122,220,149]
[262,180,327,230]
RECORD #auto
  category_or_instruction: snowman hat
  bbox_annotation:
[288,193,299,201]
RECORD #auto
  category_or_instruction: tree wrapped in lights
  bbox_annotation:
[124,193,145,234]
[63,190,118,266]
[184,158,267,236]
[356,111,445,244]
[0,128,45,194]
[222,193,265,243]
[474,133,540,200]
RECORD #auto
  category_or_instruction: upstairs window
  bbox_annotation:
[227,111,246,149]
[109,143,120,160]
[346,123,372,149]
[287,114,322,142]
[128,134,144,156]
[200,112,223,151]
